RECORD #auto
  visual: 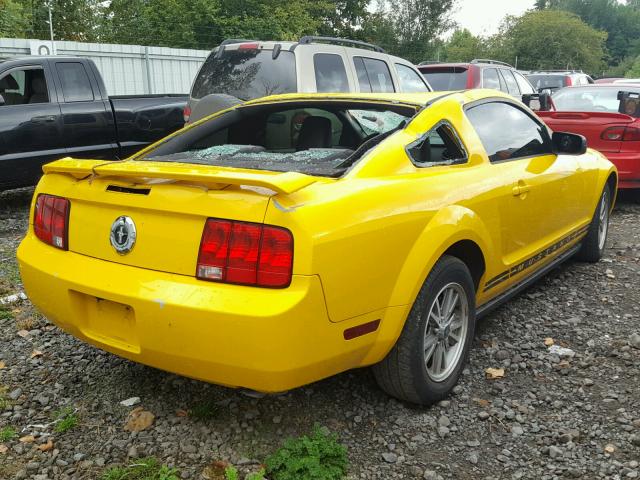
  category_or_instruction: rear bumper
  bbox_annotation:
[17,234,397,392]
[603,151,640,189]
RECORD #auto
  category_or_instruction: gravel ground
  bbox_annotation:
[1,187,639,480]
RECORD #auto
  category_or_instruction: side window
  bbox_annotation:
[354,57,395,93]
[482,68,500,90]
[513,71,535,94]
[395,64,428,92]
[465,102,551,162]
[313,54,349,93]
[500,70,520,96]
[407,122,467,166]
[353,57,371,93]
[56,62,94,102]
[0,68,49,105]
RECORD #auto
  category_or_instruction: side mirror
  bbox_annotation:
[552,131,587,155]
[522,92,552,111]
[0,94,5,106]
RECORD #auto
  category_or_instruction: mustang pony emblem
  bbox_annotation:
[110,216,136,254]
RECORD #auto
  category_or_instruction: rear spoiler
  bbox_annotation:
[42,158,318,195]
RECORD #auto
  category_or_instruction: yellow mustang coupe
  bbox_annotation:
[18,90,616,405]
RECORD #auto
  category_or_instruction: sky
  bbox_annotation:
[451,0,536,36]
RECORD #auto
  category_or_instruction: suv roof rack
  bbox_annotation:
[298,36,385,53]
[470,59,513,67]
[530,69,584,74]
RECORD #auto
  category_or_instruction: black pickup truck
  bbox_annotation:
[0,56,187,190]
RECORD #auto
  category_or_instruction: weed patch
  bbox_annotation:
[265,426,348,480]
[189,400,219,421]
[102,457,179,480]
[53,406,78,433]
[0,426,17,442]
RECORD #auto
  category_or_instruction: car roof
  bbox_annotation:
[418,62,515,69]
[240,89,514,108]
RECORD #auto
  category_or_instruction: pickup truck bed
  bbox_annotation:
[0,56,187,190]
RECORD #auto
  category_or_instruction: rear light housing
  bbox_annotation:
[601,126,640,141]
[183,105,191,123]
[197,219,293,288]
[238,43,259,50]
[564,76,572,87]
[34,194,70,250]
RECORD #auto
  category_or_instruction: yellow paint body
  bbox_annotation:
[17,90,617,392]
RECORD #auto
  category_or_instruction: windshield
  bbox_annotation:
[141,103,415,177]
[552,87,640,114]
[526,75,566,90]
[192,49,296,101]
[420,67,468,91]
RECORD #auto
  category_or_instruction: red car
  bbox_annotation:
[537,85,640,189]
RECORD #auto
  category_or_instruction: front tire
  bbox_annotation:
[576,185,611,263]
[373,255,475,405]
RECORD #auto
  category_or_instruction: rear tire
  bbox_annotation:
[373,255,475,405]
[576,185,611,263]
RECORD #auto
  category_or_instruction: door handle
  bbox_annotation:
[512,180,530,196]
[31,115,56,123]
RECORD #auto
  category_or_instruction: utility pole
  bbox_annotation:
[47,3,55,55]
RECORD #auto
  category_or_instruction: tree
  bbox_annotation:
[0,0,29,38]
[536,0,640,64]
[625,56,640,78]
[443,29,486,62]
[363,0,457,63]
[23,0,103,42]
[497,10,607,73]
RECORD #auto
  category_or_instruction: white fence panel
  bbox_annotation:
[0,38,209,95]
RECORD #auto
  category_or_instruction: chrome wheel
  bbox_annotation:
[423,282,469,382]
[598,189,609,251]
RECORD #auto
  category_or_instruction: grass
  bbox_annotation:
[264,426,348,480]
[53,406,79,433]
[0,426,17,442]
[0,386,10,410]
[0,305,12,321]
[224,466,265,480]
[189,400,219,421]
[102,458,179,480]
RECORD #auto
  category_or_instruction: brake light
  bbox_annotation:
[238,43,259,50]
[34,194,70,250]
[197,219,293,288]
[183,105,191,123]
[564,77,572,86]
[601,126,640,141]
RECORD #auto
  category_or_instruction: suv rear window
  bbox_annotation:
[526,75,566,91]
[419,67,468,91]
[192,49,296,101]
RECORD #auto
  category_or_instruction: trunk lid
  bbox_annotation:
[538,111,635,153]
[43,159,318,276]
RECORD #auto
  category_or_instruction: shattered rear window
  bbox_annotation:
[142,103,416,177]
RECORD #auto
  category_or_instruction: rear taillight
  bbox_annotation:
[34,194,70,250]
[197,219,293,288]
[601,126,640,141]
[183,105,191,123]
[564,77,572,86]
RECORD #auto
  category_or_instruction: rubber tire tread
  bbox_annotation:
[373,255,475,405]
[576,185,610,263]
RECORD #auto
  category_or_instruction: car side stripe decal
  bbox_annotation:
[483,225,590,293]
